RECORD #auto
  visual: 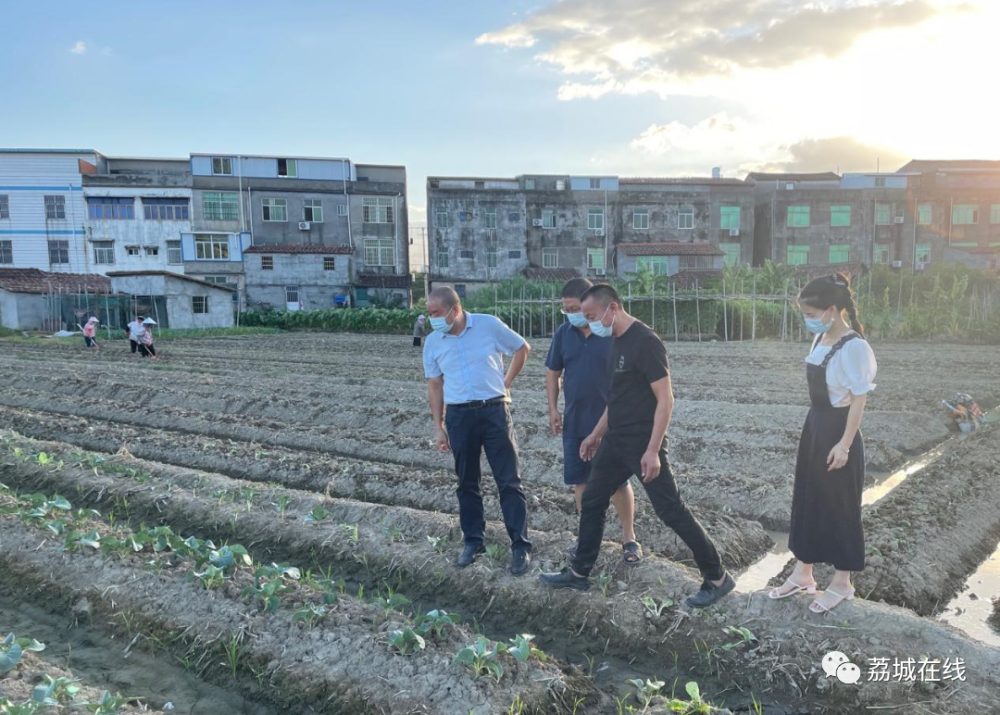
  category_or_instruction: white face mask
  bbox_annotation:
[429,306,455,333]
[566,311,589,328]
[588,305,615,337]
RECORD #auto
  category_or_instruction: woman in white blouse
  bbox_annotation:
[770,273,878,613]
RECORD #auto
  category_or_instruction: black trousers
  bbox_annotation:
[138,344,156,357]
[571,431,724,580]
[129,339,138,353]
[445,402,531,552]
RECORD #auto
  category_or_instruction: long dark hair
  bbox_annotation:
[798,272,865,338]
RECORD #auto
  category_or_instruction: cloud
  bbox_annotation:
[740,136,911,175]
[69,41,87,55]
[631,112,745,156]
[477,0,964,98]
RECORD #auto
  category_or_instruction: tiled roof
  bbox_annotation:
[0,269,111,295]
[521,267,581,281]
[245,244,355,255]
[105,270,236,292]
[618,242,724,257]
[355,273,412,289]
[897,160,1000,174]
[744,172,841,183]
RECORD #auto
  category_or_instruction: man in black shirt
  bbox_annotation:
[540,284,736,608]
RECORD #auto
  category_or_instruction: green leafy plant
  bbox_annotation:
[193,565,226,590]
[31,675,80,706]
[627,677,665,709]
[484,544,504,561]
[641,596,674,618]
[453,637,504,683]
[373,589,410,618]
[243,564,300,612]
[207,544,252,572]
[426,535,448,553]
[383,524,404,543]
[506,634,546,663]
[596,573,613,597]
[721,625,757,651]
[416,609,461,641]
[63,529,102,553]
[339,523,359,541]
[388,627,426,655]
[273,496,292,518]
[304,506,329,524]
[292,605,327,628]
[87,691,135,715]
[0,634,45,674]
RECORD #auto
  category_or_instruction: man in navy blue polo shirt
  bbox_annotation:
[546,278,640,564]
[424,286,533,575]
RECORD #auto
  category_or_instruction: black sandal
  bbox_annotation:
[623,541,643,565]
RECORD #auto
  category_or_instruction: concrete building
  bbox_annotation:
[82,157,191,275]
[0,149,105,273]
[106,271,235,329]
[243,244,353,310]
[426,174,753,292]
[0,268,110,330]
[186,154,410,305]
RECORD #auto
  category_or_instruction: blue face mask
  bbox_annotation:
[803,310,833,334]
[566,311,589,328]
[430,306,455,333]
[589,305,615,338]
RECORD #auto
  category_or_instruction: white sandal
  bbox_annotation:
[768,578,817,600]
[809,586,855,613]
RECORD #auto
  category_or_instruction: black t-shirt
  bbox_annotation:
[607,321,670,434]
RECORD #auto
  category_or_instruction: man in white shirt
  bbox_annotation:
[126,315,144,355]
[423,287,532,574]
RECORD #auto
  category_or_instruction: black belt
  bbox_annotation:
[449,396,509,410]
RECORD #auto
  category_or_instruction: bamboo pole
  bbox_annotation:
[722,277,728,342]
[695,280,702,342]
[751,275,757,343]
[651,280,656,333]
[671,282,679,342]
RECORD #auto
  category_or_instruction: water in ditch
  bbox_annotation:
[938,542,1000,647]
[0,587,275,715]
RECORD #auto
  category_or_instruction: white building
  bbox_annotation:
[0,148,101,273]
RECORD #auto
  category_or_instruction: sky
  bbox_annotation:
[3,0,999,263]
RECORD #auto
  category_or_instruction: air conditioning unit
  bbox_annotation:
[595,268,607,276]
[532,219,543,227]
[891,260,904,268]
[729,229,740,237]
[594,229,605,237]
[298,222,311,230]
[894,216,905,224]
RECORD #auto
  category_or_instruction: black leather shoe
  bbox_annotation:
[685,571,736,608]
[456,544,485,568]
[539,567,590,591]
[510,549,531,576]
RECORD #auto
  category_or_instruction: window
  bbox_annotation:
[678,211,694,230]
[262,198,287,222]
[0,240,11,264]
[484,210,497,229]
[633,210,649,230]
[194,234,230,260]
[126,245,141,257]
[589,178,601,189]
[508,250,521,259]
[785,182,795,190]
[829,244,850,264]
[363,238,396,266]
[455,284,467,298]
[323,256,336,271]
[636,256,668,275]
[145,246,159,257]
[0,195,8,220]
[277,159,297,178]
[362,197,394,223]
[167,241,182,264]
[475,181,485,189]
[787,206,810,227]
[525,179,535,190]
[303,199,324,223]
[436,210,451,227]
[337,204,348,217]
[192,296,209,314]
[284,287,298,304]
[953,204,978,225]
[875,245,890,265]
[587,209,604,231]
[48,240,69,264]
[830,205,851,227]
[212,157,233,175]
[486,249,498,268]
[587,248,605,270]
[542,248,558,268]
[721,243,740,267]
[437,252,449,269]
[203,192,240,221]
[555,180,565,191]
[786,245,809,266]
[916,243,931,263]
[460,250,474,259]
[876,203,891,225]
[918,203,932,225]
[542,209,556,229]
[142,198,189,221]
[720,206,741,230]
[45,195,66,220]
[88,197,135,220]
[261,255,274,270]
[875,177,887,188]
[991,205,1000,224]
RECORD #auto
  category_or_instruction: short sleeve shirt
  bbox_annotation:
[545,322,611,439]
[607,321,670,434]
[806,335,878,407]
[423,313,526,405]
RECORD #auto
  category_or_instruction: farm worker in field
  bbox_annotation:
[126,315,144,355]
[413,314,426,348]
[423,286,533,575]
[540,284,735,608]
[82,317,99,351]
[138,318,158,360]
[770,273,877,614]
[546,278,640,564]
